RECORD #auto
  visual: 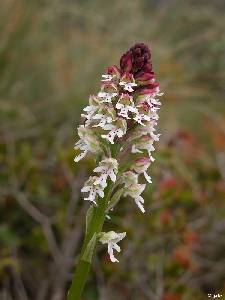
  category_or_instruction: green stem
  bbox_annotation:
[67,183,113,300]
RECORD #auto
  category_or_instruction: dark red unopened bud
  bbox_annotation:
[142,63,152,73]
[135,71,155,86]
[139,82,159,95]
[120,43,152,76]
[131,43,151,64]
[120,50,133,73]
[136,71,154,81]
[107,65,120,77]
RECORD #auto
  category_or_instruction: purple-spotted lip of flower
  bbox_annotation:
[138,101,151,111]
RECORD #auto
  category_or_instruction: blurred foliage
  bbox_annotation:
[0,0,225,299]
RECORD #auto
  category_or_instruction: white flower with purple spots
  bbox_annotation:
[133,112,151,126]
[101,74,115,82]
[94,158,118,188]
[116,94,136,119]
[92,107,116,129]
[81,176,104,205]
[82,95,102,125]
[119,73,137,92]
[101,118,127,144]
[98,83,118,103]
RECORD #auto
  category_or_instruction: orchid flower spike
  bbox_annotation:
[74,42,163,262]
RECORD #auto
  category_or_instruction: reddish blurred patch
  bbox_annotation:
[172,246,191,269]
[163,292,182,300]
[52,168,67,192]
[168,130,196,148]
[159,177,178,192]
[214,181,225,194]
[160,209,173,225]
[204,118,225,151]
[177,131,196,144]
[184,230,199,248]
[195,190,208,204]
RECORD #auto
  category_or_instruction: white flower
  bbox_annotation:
[98,92,117,103]
[101,74,115,82]
[92,107,116,128]
[99,231,126,262]
[136,94,162,108]
[74,141,88,162]
[119,74,137,92]
[98,83,118,103]
[150,132,161,142]
[137,121,161,142]
[155,87,164,97]
[119,81,137,92]
[94,158,118,188]
[81,176,104,205]
[101,118,127,144]
[81,95,101,125]
[74,126,101,162]
[116,94,136,119]
[150,97,161,107]
[131,157,152,183]
[124,183,146,213]
[132,96,160,126]
[133,112,151,126]
[93,113,112,128]
[101,125,123,144]
[131,135,155,162]
[122,171,138,187]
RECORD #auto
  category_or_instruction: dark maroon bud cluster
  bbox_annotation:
[120,43,152,76]
[120,43,159,92]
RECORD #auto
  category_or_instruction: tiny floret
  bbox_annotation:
[81,176,105,205]
[119,73,137,92]
[124,183,146,213]
[101,74,115,82]
[99,231,126,262]
[131,157,152,183]
[74,126,101,162]
[101,118,127,144]
[116,94,136,119]
[94,158,118,188]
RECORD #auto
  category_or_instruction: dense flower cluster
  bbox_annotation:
[74,43,163,262]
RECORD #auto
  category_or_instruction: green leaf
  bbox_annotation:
[107,188,124,211]
[82,233,96,263]
[85,205,94,236]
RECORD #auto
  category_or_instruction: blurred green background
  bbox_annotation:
[0,1,225,299]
